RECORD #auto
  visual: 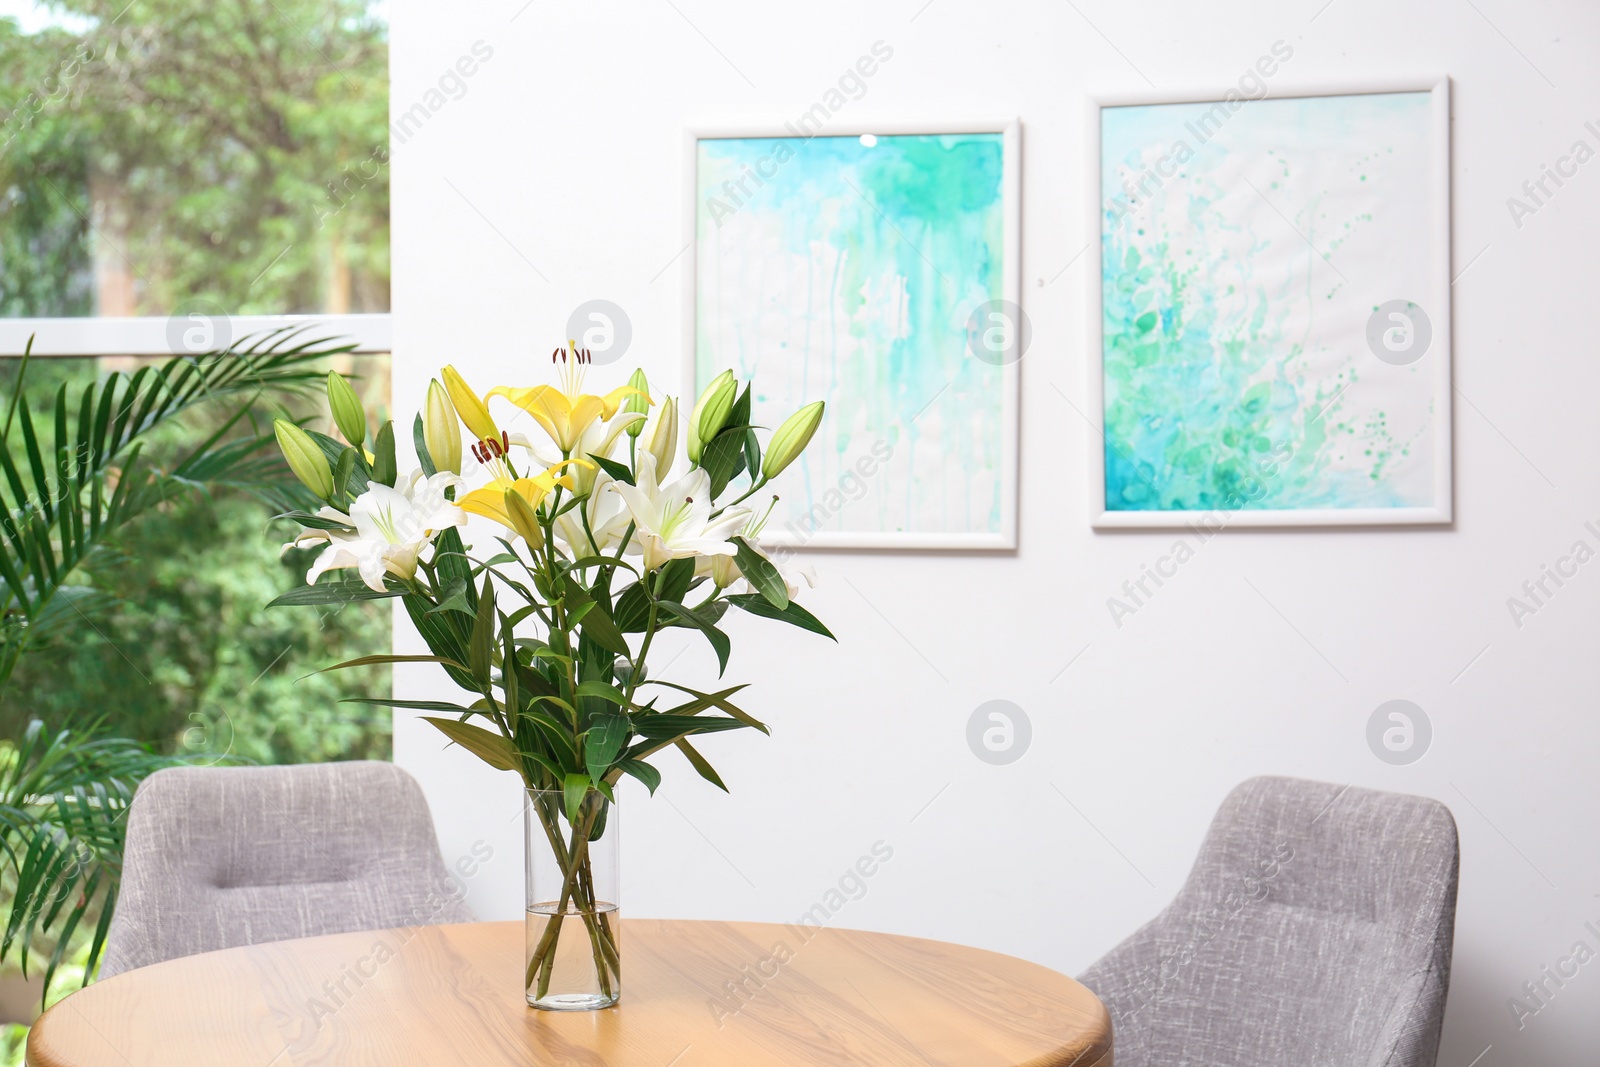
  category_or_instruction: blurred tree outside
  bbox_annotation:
[0,0,389,317]
[0,0,394,757]
[0,353,394,764]
[0,0,396,1042]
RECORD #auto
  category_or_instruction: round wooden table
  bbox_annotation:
[27,920,1113,1066]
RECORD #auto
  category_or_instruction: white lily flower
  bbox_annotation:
[553,471,634,558]
[296,470,466,592]
[608,453,749,572]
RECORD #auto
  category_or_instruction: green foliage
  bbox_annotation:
[0,488,392,763]
[0,0,389,316]
[0,723,180,992]
[0,338,393,999]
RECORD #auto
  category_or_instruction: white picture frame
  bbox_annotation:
[685,119,1021,550]
[1087,78,1452,529]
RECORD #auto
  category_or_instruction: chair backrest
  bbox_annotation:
[1079,776,1459,1067]
[101,761,472,977]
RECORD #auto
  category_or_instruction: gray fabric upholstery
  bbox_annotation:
[101,761,471,977]
[1079,776,1458,1067]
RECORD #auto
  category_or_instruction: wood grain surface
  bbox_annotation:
[27,920,1112,1066]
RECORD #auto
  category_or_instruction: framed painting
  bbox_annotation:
[686,120,1020,549]
[1088,79,1452,528]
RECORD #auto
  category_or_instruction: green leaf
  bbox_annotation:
[743,427,761,480]
[579,601,629,657]
[615,759,661,795]
[421,717,517,772]
[309,427,371,496]
[373,421,397,486]
[660,556,699,602]
[633,714,751,740]
[424,577,476,617]
[333,446,357,499]
[575,680,629,707]
[432,527,476,610]
[566,555,639,577]
[726,593,834,640]
[701,426,749,499]
[564,773,590,823]
[732,536,788,610]
[658,600,731,674]
[650,681,767,733]
[585,711,629,782]
[340,698,479,713]
[675,738,729,792]
[586,453,635,486]
[313,653,469,674]
[469,577,497,687]
[413,413,437,477]
[566,580,630,657]
[268,578,408,607]
[271,509,354,532]
[612,581,649,632]
[402,591,478,694]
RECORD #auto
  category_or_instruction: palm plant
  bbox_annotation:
[0,328,339,993]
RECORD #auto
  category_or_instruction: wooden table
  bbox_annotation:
[27,920,1113,1066]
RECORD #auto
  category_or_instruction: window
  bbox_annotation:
[0,0,390,355]
[0,0,393,759]
[0,352,395,764]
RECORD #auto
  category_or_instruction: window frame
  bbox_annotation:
[0,314,391,357]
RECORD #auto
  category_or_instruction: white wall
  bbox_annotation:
[388,1,1600,1062]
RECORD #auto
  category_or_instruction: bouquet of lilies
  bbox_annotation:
[268,344,829,1003]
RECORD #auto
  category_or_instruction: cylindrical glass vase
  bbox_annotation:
[523,787,620,1010]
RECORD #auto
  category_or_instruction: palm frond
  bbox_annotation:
[0,327,348,688]
[0,720,194,993]
[0,327,344,996]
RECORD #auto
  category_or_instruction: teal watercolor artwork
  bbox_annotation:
[690,125,1019,548]
[1092,84,1452,527]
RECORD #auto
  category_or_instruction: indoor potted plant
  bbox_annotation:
[270,346,830,1009]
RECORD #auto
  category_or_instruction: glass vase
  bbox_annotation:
[523,787,621,1010]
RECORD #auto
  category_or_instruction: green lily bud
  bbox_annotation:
[326,371,367,448]
[689,369,737,463]
[624,368,651,438]
[762,400,825,479]
[274,419,334,500]
[643,396,678,477]
[423,379,463,474]
[503,487,545,549]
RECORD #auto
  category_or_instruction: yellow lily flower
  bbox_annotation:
[442,364,501,445]
[486,345,649,454]
[458,459,590,530]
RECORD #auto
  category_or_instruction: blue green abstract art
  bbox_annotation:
[1093,84,1452,527]
[691,126,1019,548]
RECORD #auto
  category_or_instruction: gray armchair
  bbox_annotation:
[1080,776,1459,1067]
[101,761,472,977]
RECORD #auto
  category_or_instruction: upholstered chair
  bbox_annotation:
[101,761,471,976]
[1080,776,1459,1067]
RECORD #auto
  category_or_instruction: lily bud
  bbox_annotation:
[642,396,678,478]
[623,368,651,438]
[503,487,545,549]
[762,400,825,480]
[274,419,334,500]
[441,364,499,443]
[710,552,740,589]
[689,369,737,463]
[326,371,367,449]
[423,379,463,474]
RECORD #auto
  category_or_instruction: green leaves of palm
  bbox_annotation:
[0,327,341,690]
[0,326,347,999]
[0,721,180,993]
